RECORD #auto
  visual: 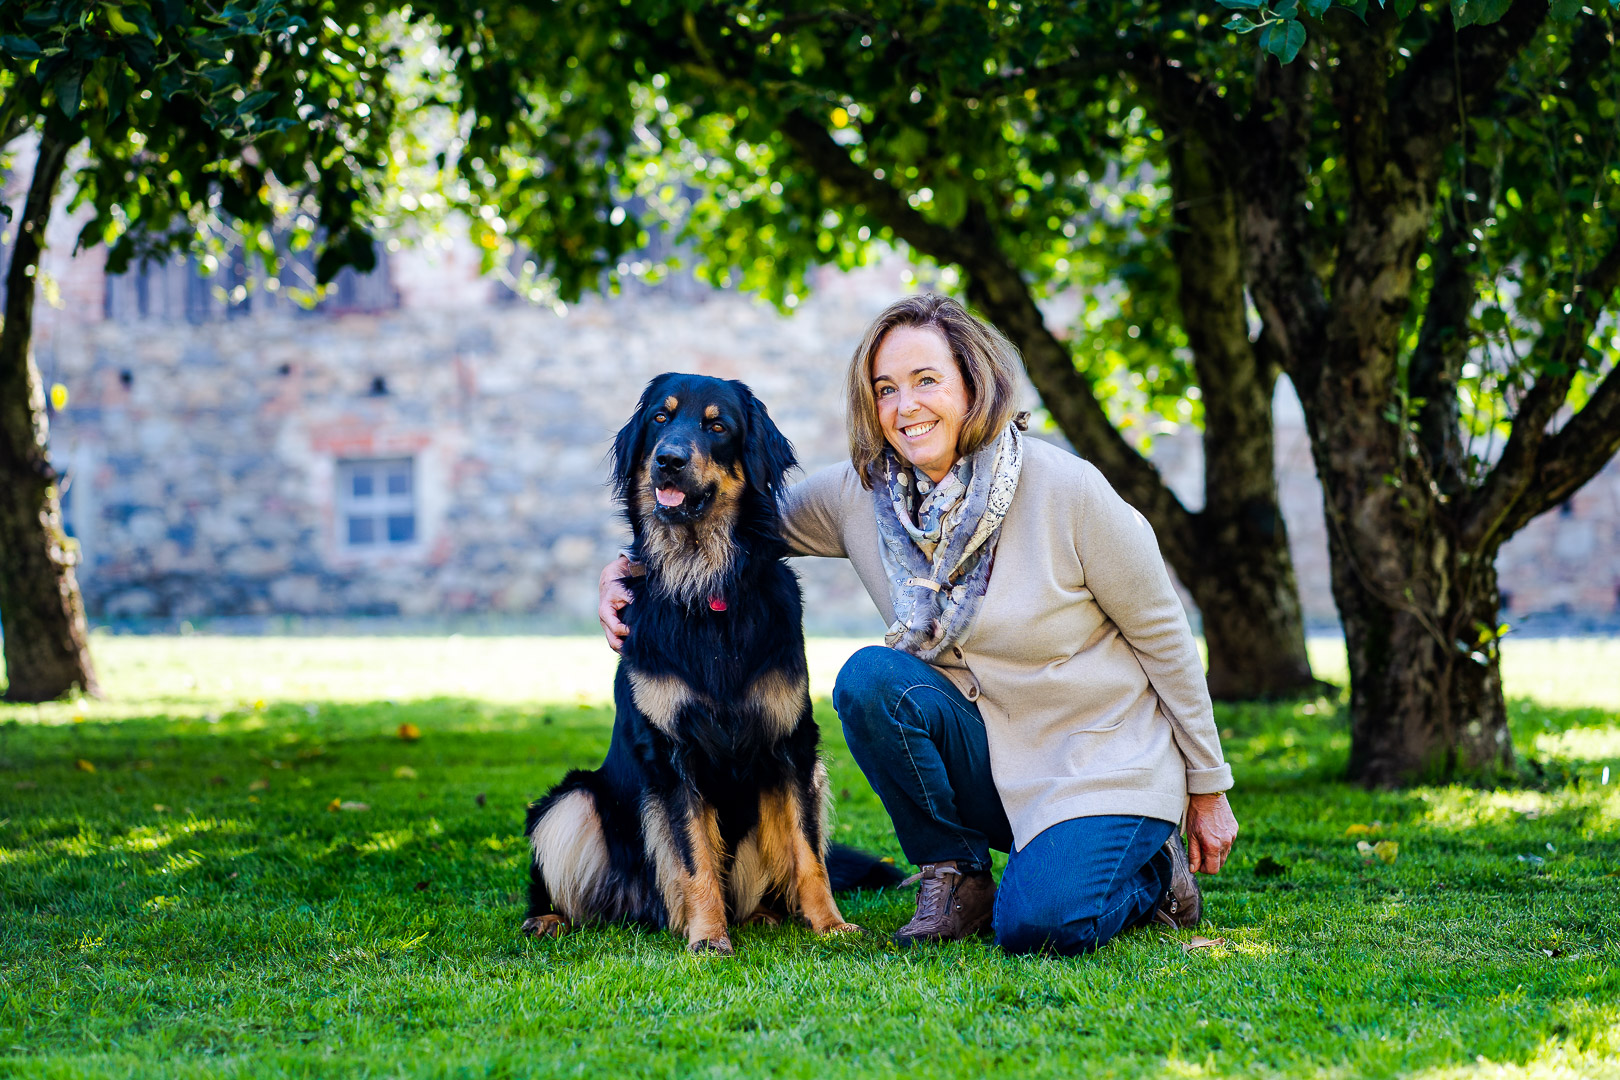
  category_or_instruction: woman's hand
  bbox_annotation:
[599,555,636,652]
[1185,792,1238,874]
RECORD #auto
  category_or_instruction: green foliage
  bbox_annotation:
[0,0,404,286]
[1,635,1617,1077]
[1219,0,1618,68]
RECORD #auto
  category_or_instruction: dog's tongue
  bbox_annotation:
[656,487,686,508]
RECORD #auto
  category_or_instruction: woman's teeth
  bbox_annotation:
[902,420,938,439]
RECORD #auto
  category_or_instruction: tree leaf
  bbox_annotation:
[1266,18,1306,63]
[1461,0,1514,23]
[1215,0,1264,8]
[1224,14,1260,31]
[0,35,44,59]
[1302,0,1333,15]
[1549,0,1582,17]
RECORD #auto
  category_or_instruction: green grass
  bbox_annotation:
[2,634,1618,1079]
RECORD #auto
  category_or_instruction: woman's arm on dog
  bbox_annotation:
[599,555,637,652]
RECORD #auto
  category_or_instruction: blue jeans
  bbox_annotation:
[833,645,1175,955]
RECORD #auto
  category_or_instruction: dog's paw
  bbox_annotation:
[743,907,784,927]
[521,914,570,939]
[687,934,735,956]
[817,921,865,937]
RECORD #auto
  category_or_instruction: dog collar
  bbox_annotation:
[709,596,727,612]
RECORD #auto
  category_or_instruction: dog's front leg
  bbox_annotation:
[759,788,860,936]
[678,801,733,955]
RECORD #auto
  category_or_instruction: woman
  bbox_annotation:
[599,295,1238,955]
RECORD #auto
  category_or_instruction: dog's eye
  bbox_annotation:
[653,412,668,423]
[710,423,725,434]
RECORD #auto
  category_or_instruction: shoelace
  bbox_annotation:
[899,865,961,917]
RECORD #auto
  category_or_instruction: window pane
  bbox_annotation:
[352,473,374,498]
[348,516,375,545]
[386,515,415,544]
[386,468,411,496]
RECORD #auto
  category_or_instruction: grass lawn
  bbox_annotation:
[2,634,1618,1079]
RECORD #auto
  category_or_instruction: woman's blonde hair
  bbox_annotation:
[845,294,1024,489]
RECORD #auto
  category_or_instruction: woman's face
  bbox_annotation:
[871,326,972,485]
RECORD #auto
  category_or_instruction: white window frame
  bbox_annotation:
[337,457,417,550]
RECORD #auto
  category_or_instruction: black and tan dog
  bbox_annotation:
[522,373,897,954]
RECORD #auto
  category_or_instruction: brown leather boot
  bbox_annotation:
[893,860,996,945]
[1152,832,1203,929]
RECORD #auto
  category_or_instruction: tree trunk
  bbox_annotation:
[1333,527,1511,785]
[0,120,98,702]
[1166,127,1318,700]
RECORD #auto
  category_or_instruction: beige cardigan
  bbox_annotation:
[780,438,1233,850]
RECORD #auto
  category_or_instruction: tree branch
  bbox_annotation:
[1238,44,1329,401]
[1461,232,1620,548]
[1409,173,1489,499]
[1390,0,1550,173]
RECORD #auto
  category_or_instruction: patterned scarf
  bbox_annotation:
[873,416,1026,661]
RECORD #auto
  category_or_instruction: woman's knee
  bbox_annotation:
[831,646,908,723]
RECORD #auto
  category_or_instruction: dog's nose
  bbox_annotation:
[655,450,688,472]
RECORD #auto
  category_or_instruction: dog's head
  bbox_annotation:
[612,374,796,583]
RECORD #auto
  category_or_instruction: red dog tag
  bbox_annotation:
[709,596,728,611]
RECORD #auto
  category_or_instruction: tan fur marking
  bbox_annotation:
[634,458,742,605]
[530,789,609,923]
[812,759,833,859]
[665,395,679,412]
[727,830,770,920]
[628,670,704,734]
[640,798,688,932]
[681,803,729,947]
[704,404,720,420]
[757,785,850,933]
[746,669,808,740]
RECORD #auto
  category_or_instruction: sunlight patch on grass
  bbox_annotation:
[1534,725,1620,764]
[1413,785,1620,830]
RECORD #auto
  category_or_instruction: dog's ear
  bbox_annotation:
[735,382,797,499]
[611,376,668,503]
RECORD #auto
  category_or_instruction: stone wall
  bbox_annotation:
[27,218,1620,635]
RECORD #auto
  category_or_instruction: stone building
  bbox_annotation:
[23,215,1620,636]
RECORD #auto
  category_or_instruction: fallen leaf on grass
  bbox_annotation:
[1254,856,1289,877]
[153,804,169,813]
[1373,840,1399,865]
[75,759,96,773]
[327,799,370,812]
[1345,822,1383,837]
[414,881,431,892]
[208,776,227,786]
[393,766,417,780]
[398,723,421,742]
[248,778,269,792]
[1182,936,1227,952]
[14,781,37,791]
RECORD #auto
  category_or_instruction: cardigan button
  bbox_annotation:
[951,647,964,660]
[966,685,980,701]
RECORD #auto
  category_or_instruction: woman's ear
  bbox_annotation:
[610,377,664,503]
[737,384,798,499]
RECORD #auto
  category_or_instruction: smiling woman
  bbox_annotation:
[602,294,1239,957]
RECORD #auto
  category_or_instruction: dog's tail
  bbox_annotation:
[825,843,906,891]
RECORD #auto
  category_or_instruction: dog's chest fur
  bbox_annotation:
[620,561,808,757]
